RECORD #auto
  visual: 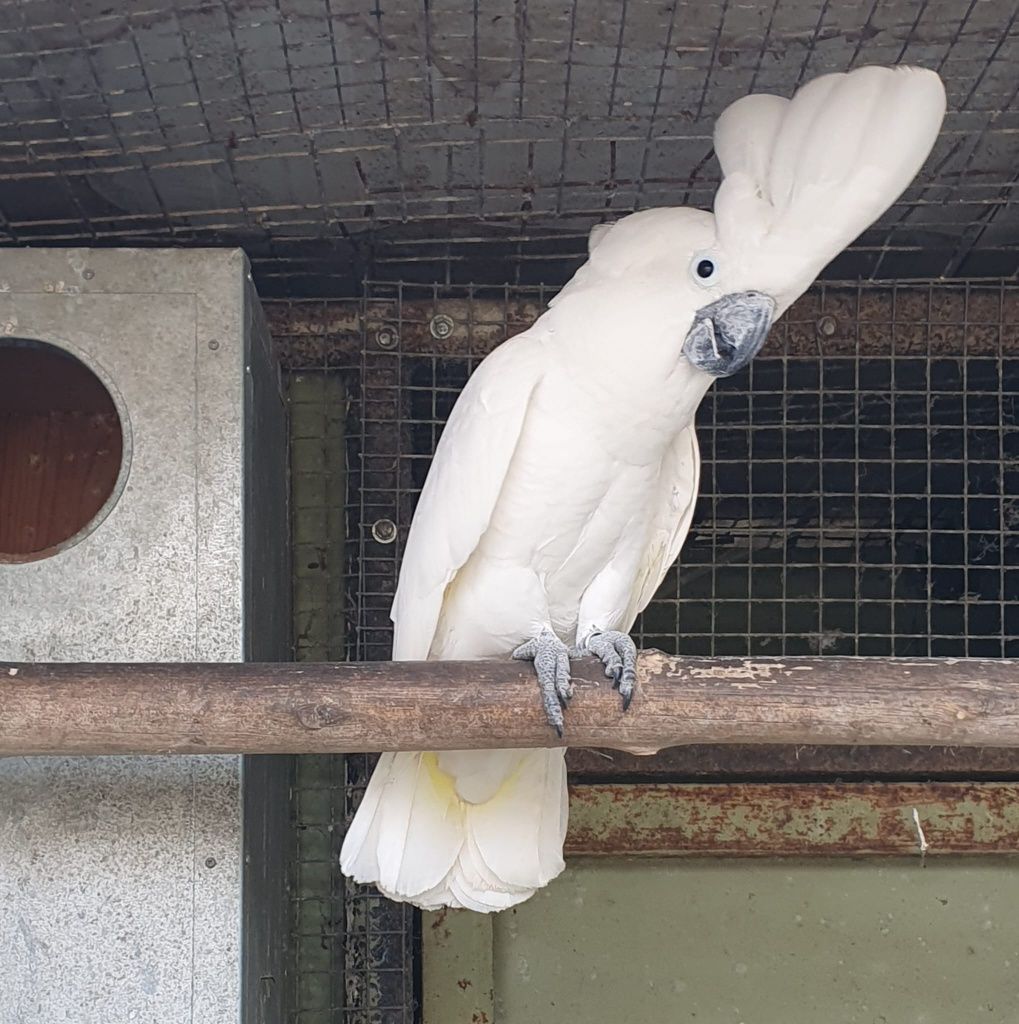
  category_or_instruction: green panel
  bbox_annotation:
[289,370,347,663]
[288,370,348,1023]
[483,858,1019,1024]
[423,909,494,1024]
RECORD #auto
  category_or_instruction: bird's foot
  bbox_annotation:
[575,630,638,710]
[513,626,573,737]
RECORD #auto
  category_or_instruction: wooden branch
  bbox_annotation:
[3,652,1019,756]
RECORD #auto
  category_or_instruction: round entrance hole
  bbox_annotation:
[0,338,127,562]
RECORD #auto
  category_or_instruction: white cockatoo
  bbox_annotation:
[341,65,946,911]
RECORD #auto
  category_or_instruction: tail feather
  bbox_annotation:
[340,748,568,912]
[378,753,464,897]
[468,746,567,888]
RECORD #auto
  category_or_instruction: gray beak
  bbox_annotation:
[682,291,776,377]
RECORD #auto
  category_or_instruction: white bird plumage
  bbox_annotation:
[340,65,946,911]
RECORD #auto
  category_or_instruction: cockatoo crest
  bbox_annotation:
[578,65,945,320]
[712,64,946,314]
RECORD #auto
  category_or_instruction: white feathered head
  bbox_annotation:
[710,64,946,315]
[562,65,946,380]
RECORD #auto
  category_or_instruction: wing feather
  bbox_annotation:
[391,333,546,660]
[622,424,701,630]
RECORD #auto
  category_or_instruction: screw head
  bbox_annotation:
[208,339,220,351]
[82,268,95,280]
[429,314,455,340]
[375,325,399,349]
[204,856,217,869]
[371,518,397,544]
[816,315,838,338]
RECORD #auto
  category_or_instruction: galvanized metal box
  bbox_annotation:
[0,249,290,1024]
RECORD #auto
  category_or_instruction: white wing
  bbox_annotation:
[621,423,701,630]
[391,333,546,660]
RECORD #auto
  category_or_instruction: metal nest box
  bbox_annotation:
[0,249,289,1024]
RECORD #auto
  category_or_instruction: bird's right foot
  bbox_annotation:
[512,626,573,737]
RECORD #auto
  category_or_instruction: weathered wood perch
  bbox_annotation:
[3,653,1019,757]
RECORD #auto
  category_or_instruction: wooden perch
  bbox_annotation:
[3,652,1019,757]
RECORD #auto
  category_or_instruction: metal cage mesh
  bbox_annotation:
[274,277,1019,1022]
[281,307,420,1024]
[1,1,1019,293]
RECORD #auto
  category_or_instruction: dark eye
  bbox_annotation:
[690,253,720,287]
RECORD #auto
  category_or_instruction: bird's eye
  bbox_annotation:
[691,254,719,286]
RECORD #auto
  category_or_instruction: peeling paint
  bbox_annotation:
[687,663,780,680]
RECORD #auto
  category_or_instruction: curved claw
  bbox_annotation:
[584,630,638,711]
[620,684,634,712]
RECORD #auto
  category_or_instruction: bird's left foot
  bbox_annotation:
[575,630,638,710]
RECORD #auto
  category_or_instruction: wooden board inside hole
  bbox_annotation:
[0,340,123,560]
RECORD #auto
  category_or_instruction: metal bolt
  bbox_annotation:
[208,339,220,351]
[429,314,455,340]
[375,325,399,350]
[205,857,217,869]
[82,268,95,280]
[371,518,397,544]
[816,315,837,338]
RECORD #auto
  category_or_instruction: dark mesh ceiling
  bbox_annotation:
[0,0,1017,296]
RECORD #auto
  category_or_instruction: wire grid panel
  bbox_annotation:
[353,279,1019,663]
[684,280,1019,658]
[277,302,418,1024]
[273,279,1019,1021]
[1,1,1019,293]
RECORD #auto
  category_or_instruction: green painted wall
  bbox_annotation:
[288,371,349,1022]
[429,857,1019,1024]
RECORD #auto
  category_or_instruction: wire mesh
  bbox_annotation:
[273,276,1019,1022]
[1,1,1018,294]
[280,304,418,1024]
[653,280,1019,658]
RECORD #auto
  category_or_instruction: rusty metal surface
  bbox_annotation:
[565,782,1019,857]
[567,744,1019,779]
[271,283,1019,369]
